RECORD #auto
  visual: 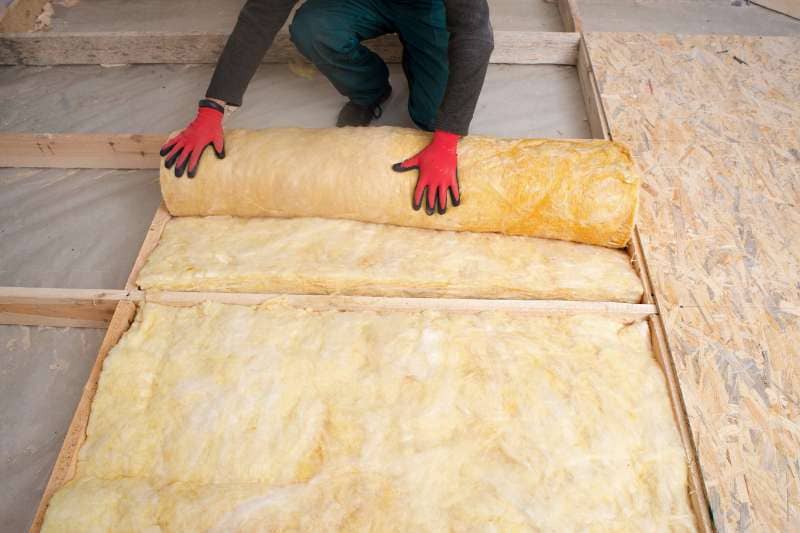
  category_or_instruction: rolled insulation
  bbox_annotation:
[160,127,640,247]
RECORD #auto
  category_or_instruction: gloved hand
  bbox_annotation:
[160,99,226,178]
[392,130,460,215]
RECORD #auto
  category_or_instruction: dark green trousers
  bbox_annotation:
[289,0,449,131]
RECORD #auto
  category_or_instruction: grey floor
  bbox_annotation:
[0,63,590,138]
[0,327,104,533]
[1,0,799,530]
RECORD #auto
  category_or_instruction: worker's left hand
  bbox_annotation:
[392,130,460,215]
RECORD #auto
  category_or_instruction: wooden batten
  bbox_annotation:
[576,33,713,531]
[0,133,164,169]
[0,287,128,328]
[648,315,715,532]
[576,37,610,141]
[557,0,583,32]
[125,202,171,291]
[134,290,658,318]
[0,0,48,32]
[0,30,580,66]
[29,300,137,533]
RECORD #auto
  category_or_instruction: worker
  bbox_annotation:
[160,0,493,215]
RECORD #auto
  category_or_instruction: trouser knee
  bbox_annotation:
[289,8,356,63]
[288,10,316,59]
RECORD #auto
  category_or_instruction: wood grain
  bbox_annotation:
[0,30,580,66]
[29,300,137,533]
[132,290,657,318]
[0,287,128,328]
[557,0,583,32]
[125,202,171,291]
[0,133,163,168]
[586,32,800,532]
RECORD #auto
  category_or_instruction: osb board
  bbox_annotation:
[585,32,800,532]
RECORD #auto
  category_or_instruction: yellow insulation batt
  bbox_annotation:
[160,127,640,248]
[137,216,644,302]
[43,302,696,531]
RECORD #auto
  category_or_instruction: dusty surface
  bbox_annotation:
[0,168,161,289]
[0,326,104,533]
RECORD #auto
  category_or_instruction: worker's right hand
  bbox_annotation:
[160,99,226,178]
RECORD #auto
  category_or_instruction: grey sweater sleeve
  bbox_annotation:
[434,0,494,136]
[206,0,298,106]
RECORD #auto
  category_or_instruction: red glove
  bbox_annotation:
[160,99,225,178]
[392,130,460,215]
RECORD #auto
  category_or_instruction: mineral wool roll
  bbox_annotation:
[42,302,696,532]
[160,127,640,248]
[137,216,644,302]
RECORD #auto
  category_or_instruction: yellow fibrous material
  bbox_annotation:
[159,127,640,248]
[43,302,695,531]
[137,216,643,302]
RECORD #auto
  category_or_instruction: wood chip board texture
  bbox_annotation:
[41,301,696,531]
[584,32,800,532]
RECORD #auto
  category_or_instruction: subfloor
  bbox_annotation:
[2,0,799,531]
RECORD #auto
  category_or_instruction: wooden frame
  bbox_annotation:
[0,133,164,169]
[557,0,583,33]
[0,30,580,66]
[0,287,128,328]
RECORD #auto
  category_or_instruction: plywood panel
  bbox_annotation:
[585,32,800,532]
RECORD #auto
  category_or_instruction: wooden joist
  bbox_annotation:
[0,133,164,169]
[0,286,659,329]
[557,0,583,32]
[141,291,659,318]
[0,30,580,66]
[0,287,129,328]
